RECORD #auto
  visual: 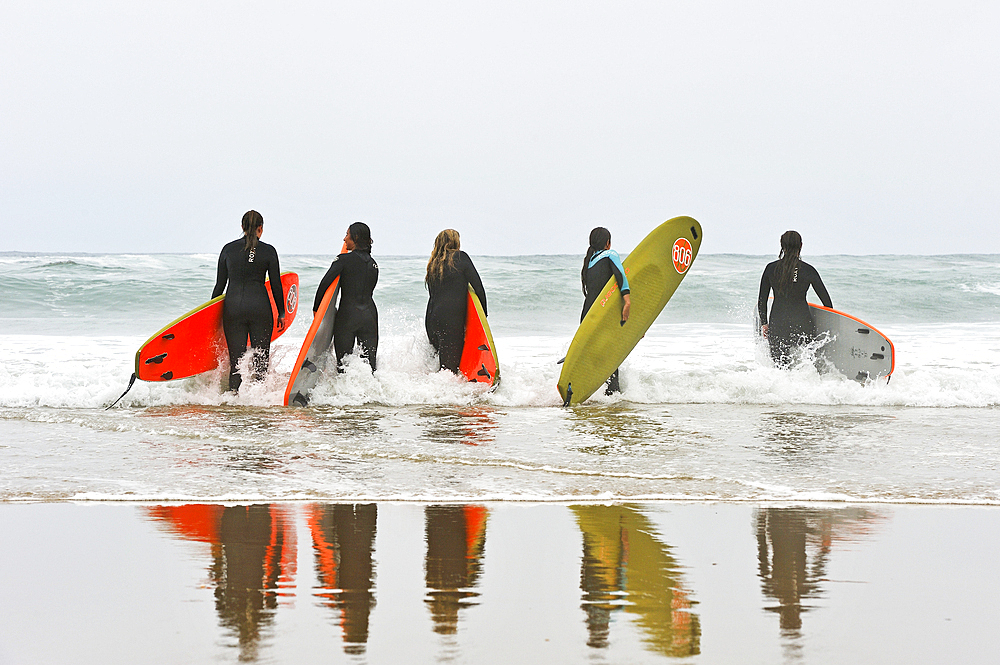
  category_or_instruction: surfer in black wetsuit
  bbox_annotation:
[212,210,285,391]
[581,227,631,394]
[757,230,833,367]
[314,222,379,372]
[424,229,488,373]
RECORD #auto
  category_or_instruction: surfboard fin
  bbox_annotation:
[478,344,490,352]
[477,365,491,378]
[106,373,137,410]
[556,356,565,364]
[562,383,573,407]
[161,333,175,340]
[292,392,309,407]
[301,359,318,373]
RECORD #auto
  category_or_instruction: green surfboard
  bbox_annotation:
[557,216,703,405]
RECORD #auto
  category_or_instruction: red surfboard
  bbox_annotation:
[135,272,299,382]
[284,244,348,406]
[458,285,500,389]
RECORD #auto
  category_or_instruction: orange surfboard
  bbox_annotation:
[284,244,348,406]
[458,285,499,389]
[135,272,299,382]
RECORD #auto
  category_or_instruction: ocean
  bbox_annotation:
[2,251,999,504]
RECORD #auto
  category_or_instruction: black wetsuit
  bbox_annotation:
[314,250,379,371]
[582,249,630,394]
[757,259,832,367]
[212,239,285,391]
[425,251,487,373]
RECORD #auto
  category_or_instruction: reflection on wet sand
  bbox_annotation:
[309,504,378,654]
[424,505,489,634]
[571,505,700,657]
[755,507,885,654]
[146,504,297,662]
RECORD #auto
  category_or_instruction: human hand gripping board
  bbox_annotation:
[458,285,500,389]
[557,217,702,405]
[284,243,348,406]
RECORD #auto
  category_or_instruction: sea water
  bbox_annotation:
[1,252,999,503]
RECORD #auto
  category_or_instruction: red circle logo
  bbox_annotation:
[672,238,693,274]
[286,284,298,315]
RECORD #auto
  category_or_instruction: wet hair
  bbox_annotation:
[582,227,612,296]
[242,210,263,253]
[348,222,373,252]
[774,230,803,294]
[426,229,461,287]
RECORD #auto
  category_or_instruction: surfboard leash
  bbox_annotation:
[106,373,136,410]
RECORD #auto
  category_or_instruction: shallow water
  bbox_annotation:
[3,401,999,504]
[2,252,999,504]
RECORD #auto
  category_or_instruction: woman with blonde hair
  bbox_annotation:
[424,229,487,373]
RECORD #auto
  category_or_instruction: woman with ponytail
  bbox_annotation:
[424,229,488,373]
[581,227,631,394]
[757,230,832,367]
[314,222,380,372]
[212,210,286,391]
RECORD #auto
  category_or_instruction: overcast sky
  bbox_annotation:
[2,1,998,256]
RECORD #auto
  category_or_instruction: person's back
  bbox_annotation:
[335,250,379,310]
[761,259,827,329]
[215,239,280,312]
[581,249,627,322]
[428,251,486,315]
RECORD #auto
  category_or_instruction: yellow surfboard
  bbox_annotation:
[557,216,702,405]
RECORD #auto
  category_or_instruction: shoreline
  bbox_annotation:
[6,497,1000,506]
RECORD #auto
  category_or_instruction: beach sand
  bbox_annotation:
[0,502,997,664]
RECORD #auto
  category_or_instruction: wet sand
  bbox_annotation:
[1,502,998,664]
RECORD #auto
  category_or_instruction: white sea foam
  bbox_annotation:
[3,321,1000,410]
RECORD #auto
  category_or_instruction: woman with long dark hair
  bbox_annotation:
[314,222,379,371]
[424,229,488,373]
[757,230,832,367]
[212,210,286,391]
[581,227,631,394]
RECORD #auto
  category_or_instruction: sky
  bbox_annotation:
[2,0,998,256]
